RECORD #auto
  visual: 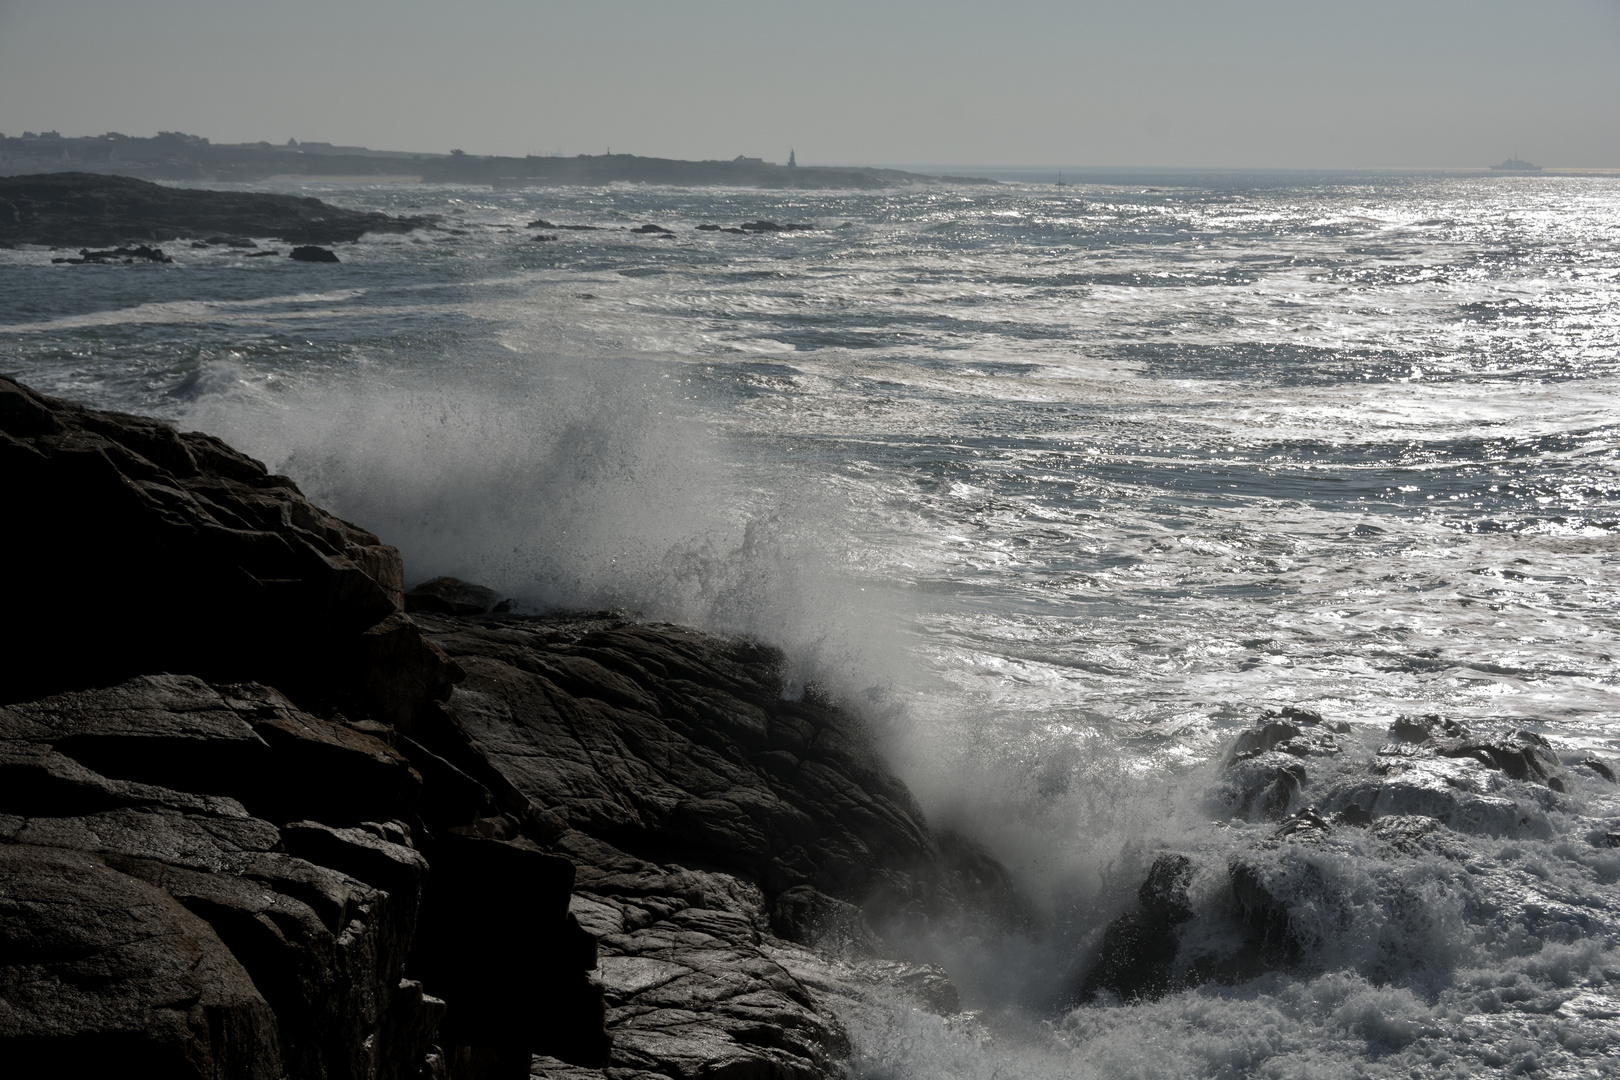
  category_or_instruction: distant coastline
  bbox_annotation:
[0,130,993,189]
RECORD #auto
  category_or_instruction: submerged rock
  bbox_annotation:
[50,244,173,264]
[1224,854,1300,966]
[1228,709,1346,763]
[1380,714,1564,788]
[1222,753,1309,820]
[1272,805,1334,842]
[739,220,814,233]
[1218,708,1350,821]
[1080,701,1600,1005]
[1581,757,1617,782]
[1435,730,1565,790]
[1304,716,1569,837]
[1077,853,1195,1002]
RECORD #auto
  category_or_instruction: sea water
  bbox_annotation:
[4,171,1618,1077]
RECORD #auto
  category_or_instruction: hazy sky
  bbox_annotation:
[2,0,1617,168]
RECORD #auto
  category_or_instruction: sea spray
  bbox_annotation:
[180,349,922,716]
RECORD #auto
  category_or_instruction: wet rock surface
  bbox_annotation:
[0,378,1008,1079]
[1075,853,1194,1002]
[0,172,433,247]
[737,220,813,233]
[422,610,1018,926]
[1080,708,1616,1006]
[414,607,1021,1078]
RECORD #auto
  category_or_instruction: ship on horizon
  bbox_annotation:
[1490,153,1543,173]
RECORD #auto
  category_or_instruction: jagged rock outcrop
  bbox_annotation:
[0,379,600,1078]
[419,611,1018,932]
[415,608,1020,1078]
[0,373,456,724]
[1079,708,1609,1005]
[0,378,1015,1080]
[0,173,434,248]
[0,675,439,1080]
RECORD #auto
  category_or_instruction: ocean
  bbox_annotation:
[4,170,1618,1077]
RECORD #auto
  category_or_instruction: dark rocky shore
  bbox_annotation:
[0,374,1013,1079]
[0,173,434,248]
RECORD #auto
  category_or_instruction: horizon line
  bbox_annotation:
[3,130,1614,175]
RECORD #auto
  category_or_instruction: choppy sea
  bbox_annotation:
[4,171,1619,1077]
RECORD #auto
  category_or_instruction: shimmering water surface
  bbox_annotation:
[4,172,1619,1077]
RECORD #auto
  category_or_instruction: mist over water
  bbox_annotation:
[4,171,1619,1076]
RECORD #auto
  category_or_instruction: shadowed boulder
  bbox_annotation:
[0,844,282,1080]
[406,576,503,616]
[0,374,458,727]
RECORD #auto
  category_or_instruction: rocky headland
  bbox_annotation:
[0,374,1015,1079]
[0,131,995,190]
[0,173,434,248]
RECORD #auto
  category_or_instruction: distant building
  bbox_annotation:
[788,149,796,167]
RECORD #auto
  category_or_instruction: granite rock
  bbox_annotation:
[0,373,458,727]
